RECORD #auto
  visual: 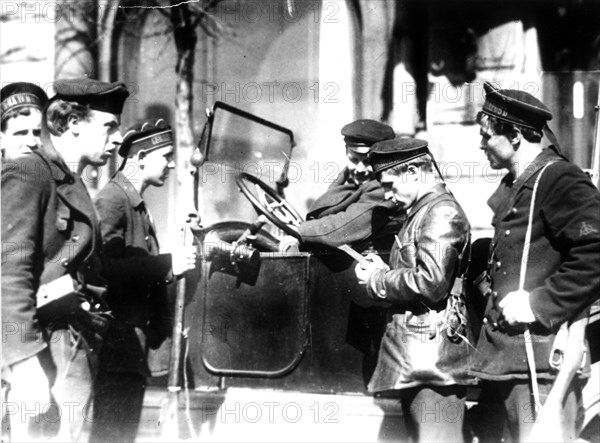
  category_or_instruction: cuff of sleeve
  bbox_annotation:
[367,268,389,300]
[153,253,174,285]
[529,288,564,331]
[166,269,175,283]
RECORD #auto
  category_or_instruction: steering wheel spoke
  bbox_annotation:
[236,172,304,239]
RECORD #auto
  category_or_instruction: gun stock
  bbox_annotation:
[527,315,589,442]
[591,86,600,187]
[161,214,197,438]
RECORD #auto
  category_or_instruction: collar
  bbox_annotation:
[512,147,560,189]
[34,150,100,262]
[407,183,449,218]
[487,147,563,215]
[33,150,75,185]
[111,170,144,208]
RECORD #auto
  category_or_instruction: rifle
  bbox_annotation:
[527,79,600,443]
[160,214,198,439]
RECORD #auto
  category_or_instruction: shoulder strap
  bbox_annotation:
[519,161,556,290]
[520,160,556,416]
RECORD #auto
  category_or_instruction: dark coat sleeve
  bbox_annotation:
[368,201,469,306]
[1,158,49,365]
[529,163,600,328]
[305,169,355,219]
[298,180,392,247]
[94,184,173,289]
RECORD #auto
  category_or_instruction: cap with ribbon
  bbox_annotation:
[369,137,430,174]
[118,119,174,158]
[481,82,553,131]
[1,82,48,119]
[341,119,395,154]
[52,77,129,115]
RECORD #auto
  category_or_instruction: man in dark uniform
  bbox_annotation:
[470,82,600,441]
[1,82,48,160]
[91,120,197,442]
[1,78,128,441]
[297,119,403,250]
[354,138,473,442]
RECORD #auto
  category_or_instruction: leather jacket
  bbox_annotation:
[366,183,474,391]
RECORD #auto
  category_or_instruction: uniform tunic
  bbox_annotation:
[2,150,105,440]
[471,148,600,380]
[2,151,104,366]
[94,171,174,376]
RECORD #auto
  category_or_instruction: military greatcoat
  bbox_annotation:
[1,151,103,367]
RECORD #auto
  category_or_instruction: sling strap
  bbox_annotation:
[520,161,556,418]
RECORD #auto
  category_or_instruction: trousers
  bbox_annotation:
[476,379,583,442]
[89,372,146,443]
[400,385,466,443]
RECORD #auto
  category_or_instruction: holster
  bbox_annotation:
[46,308,113,356]
[445,276,468,342]
[473,271,492,298]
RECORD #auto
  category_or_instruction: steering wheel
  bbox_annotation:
[236,172,304,239]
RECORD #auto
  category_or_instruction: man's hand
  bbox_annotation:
[354,253,387,285]
[172,245,197,277]
[68,307,112,351]
[498,289,536,325]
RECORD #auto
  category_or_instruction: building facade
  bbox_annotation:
[1,0,598,238]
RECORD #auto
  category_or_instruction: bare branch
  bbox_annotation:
[147,0,172,19]
[120,26,175,39]
[189,0,225,40]
[196,18,222,39]
[0,47,26,63]
[55,44,97,74]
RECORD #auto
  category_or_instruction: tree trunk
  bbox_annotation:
[170,3,198,218]
[161,6,199,436]
[172,5,197,156]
